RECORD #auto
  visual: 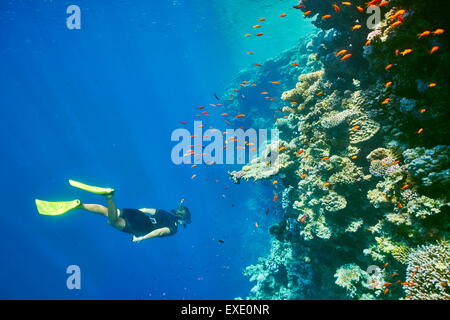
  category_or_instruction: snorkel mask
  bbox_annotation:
[171,199,191,227]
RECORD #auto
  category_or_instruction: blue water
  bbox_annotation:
[0,0,313,299]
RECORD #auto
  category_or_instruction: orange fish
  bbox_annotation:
[291,63,299,66]
[417,30,431,38]
[304,11,312,16]
[391,273,398,277]
[297,149,304,155]
[383,288,389,294]
[316,91,324,96]
[352,125,361,130]
[298,215,308,223]
[244,34,252,37]
[365,40,371,46]
[191,164,198,168]
[417,128,424,134]
[341,1,352,5]
[271,81,280,84]
[381,98,391,105]
[385,64,393,70]
[273,194,278,202]
[255,33,264,36]
[390,20,402,28]
[279,146,286,151]
[433,28,445,35]
[352,24,362,30]
[235,114,246,118]
[420,108,427,113]
[260,92,269,95]
[379,1,390,7]
[401,184,410,190]
[258,18,266,21]
[253,24,262,28]
[351,155,358,159]
[382,283,392,287]
[356,6,364,13]
[221,113,229,116]
[385,81,393,87]
[340,53,352,60]
[336,49,348,56]
[397,202,403,208]
[191,174,197,179]
[279,13,287,17]
[232,89,239,92]
[333,3,341,13]
[272,180,278,185]
[430,46,440,54]
[247,52,254,55]
[254,64,262,67]
[321,156,330,161]
[367,0,381,5]
[324,182,331,188]
[322,14,332,19]
[384,263,389,268]
[390,9,406,20]
[300,173,308,178]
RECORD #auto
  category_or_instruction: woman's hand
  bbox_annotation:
[132,236,143,243]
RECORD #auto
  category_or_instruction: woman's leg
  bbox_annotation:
[80,196,126,230]
[104,194,126,230]
[80,204,109,217]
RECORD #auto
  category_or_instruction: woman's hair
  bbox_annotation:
[171,205,191,224]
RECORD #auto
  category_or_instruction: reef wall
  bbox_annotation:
[229,0,449,300]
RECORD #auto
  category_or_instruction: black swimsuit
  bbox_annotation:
[120,209,178,237]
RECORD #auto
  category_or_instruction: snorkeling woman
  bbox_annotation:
[35,180,191,242]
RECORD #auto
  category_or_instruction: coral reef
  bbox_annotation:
[240,240,312,300]
[404,241,450,300]
[229,0,450,300]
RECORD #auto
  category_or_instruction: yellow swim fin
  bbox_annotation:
[68,179,114,195]
[35,199,81,216]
